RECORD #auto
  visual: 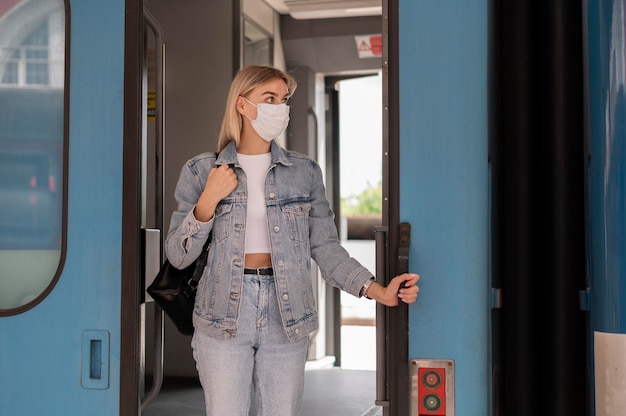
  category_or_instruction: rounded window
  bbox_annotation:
[0,0,67,315]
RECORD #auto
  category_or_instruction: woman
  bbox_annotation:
[165,65,420,416]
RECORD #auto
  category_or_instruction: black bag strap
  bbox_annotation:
[184,151,219,295]
[183,231,211,296]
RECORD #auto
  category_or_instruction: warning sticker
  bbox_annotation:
[355,34,383,58]
[147,90,156,122]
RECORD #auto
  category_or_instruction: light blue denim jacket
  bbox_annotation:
[165,140,373,341]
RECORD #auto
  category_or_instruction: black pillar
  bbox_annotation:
[491,1,589,414]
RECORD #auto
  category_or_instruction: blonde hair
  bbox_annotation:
[217,65,297,151]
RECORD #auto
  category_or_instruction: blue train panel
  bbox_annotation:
[399,1,489,414]
[586,0,626,414]
[0,0,126,414]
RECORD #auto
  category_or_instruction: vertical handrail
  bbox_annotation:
[141,6,166,410]
[143,7,165,234]
[374,226,389,409]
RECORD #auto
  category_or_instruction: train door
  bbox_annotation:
[139,4,394,416]
[394,1,589,415]
[0,0,142,415]
[391,1,490,414]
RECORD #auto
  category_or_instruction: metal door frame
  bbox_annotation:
[119,1,408,415]
[379,1,410,415]
[121,0,143,414]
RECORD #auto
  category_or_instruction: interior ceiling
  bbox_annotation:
[264,0,381,19]
[280,14,382,74]
[259,0,383,73]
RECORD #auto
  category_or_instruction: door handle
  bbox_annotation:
[397,222,410,274]
[375,222,411,410]
[81,330,110,390]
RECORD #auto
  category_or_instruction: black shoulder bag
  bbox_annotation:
[147,233,211,336]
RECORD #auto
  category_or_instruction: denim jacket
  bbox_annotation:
[165,140,374,341]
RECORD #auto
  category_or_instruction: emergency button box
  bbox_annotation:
[410,359,455,415]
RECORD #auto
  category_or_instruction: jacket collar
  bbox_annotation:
[216,140,292,167]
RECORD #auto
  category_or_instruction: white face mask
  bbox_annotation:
[242,97,290,142]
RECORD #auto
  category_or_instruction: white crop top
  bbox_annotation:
[237,152,272,253]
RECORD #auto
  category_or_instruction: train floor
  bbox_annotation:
[141,368,381,416]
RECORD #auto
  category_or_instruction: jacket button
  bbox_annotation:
[269,193,275,198]
[294,328,300,335]
[282,294,289,300]
[273,226,280,232]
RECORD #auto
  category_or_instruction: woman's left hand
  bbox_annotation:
[366,273,420,307]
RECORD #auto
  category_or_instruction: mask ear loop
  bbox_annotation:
[241,96,258,108]
[239,96,257,121]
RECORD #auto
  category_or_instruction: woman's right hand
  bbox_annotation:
[194,164,238,222]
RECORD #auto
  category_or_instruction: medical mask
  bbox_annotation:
[242,97,290,142]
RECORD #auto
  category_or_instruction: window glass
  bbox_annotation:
[0,0,66,313]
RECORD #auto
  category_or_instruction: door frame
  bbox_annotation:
[381,0,410,414]
[120,0,143,414]
[118,1,408,414]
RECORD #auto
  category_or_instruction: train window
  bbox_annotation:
[0,0,67,315]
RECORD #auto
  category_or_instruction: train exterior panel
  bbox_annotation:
[0,0,125,414]
[586,0,626,414]
[399,1,489,414]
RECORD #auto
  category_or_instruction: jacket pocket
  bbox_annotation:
[281,200,311,243]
